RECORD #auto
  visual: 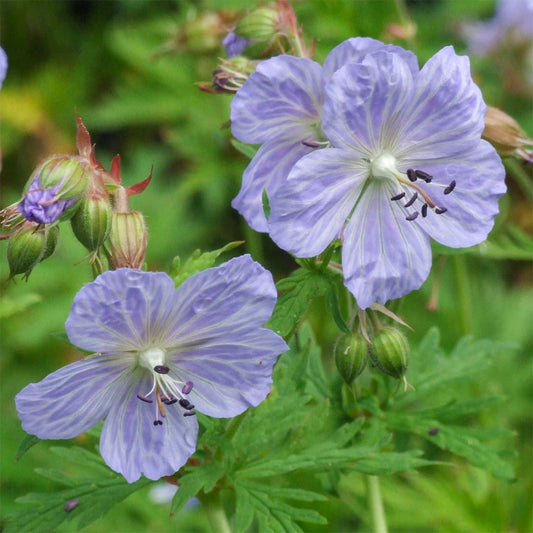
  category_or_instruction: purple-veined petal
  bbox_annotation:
[269,148,368,257]
[406,140,506,248]
[394,47,486,159]
[0,46,7,88]
[232,138,315,232]
[66,269,178,353]
[322,36,419,83]
[323,51,414,154]
[161,255,282,347]
[15,355,131,440]
[342,181,432,309]
[223,31,250,57]
[171,328,287,417]
[100,370,198,483]
[231,55,323,144]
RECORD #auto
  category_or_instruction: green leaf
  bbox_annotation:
[4,446,152,533]
[170,241,244,286]
[231,139,259,159]
[326,282,351,334]
[0,293,42,319]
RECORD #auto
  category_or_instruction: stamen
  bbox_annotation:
[415,170,433,183]
[404,192,418,208]
[302,140,320,148]
[406,212,419,221]
[421,204,428,218]
[154,365,169,374]
[406,169,417,182]
[443,180,456,195]
[183,410,196,417]
[163,398,178,405]
[156,393,167,418]
[137,394,153,403]
[391,192,406,201]
[435,207,448,214]
[182,381,194,394]
[179,399,191,408]
[153,420,163,426]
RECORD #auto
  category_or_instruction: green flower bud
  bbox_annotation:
[7,224,59,279]
[109,211,147,269]
[236,7,279,42]
[335,332,368,384]
[71,195,112,251]
[369,327,409,380]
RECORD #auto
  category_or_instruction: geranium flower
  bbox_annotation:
[230,37,417,232]
[0,45,7,88]
[16,255,288,482]
[269,46,506,309]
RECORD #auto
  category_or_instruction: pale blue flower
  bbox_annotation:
[0,46,7,88]
[223,31,250,57]
[230,37,417,232]
[269,47,506,309]
[16,256,288,482]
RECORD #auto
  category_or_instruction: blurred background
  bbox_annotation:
[1,0,532,531]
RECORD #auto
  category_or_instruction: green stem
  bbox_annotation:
[505,158,533,202]
[452,255,473,335]
[199,491,232,533]
[366,475,388,533]
[242,221,264,265]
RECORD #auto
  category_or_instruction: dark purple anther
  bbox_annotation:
[406,212,419,221]
[183,410,196,417]
[302,140,320,148]
[64,498,80,512]
[444,180,456,195]
[153,420,163,426]
[154,365,169,374]
[137,394,153,403]
[435,207,448,214]
[404,192,418,208]
[179,399,191,408]
[428,427,440,435]
[163,398,178,405]
[421,204,428,218]
[391,192,406,201]
[182,381,194,394]
[415,170,433,182]
[406,169,417,182]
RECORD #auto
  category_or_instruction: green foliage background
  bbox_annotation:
[1,0,532,531]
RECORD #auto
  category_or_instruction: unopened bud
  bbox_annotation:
[7,224,59,279]
[483,106,533,162]
[369,327,409,380]
[71,195,112,252]
[236,7,279,42]
[335,332,368,384]
[17,156,89,225]
[109,211,147,269]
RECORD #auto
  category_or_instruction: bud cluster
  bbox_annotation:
[1,116,150,279]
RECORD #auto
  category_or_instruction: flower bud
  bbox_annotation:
[71,194,112,252]
[235,6,279,42]
[334,332,368,384]
[208,56,257,93]
[109,211,147,269]
[7,224,59,279]
[369,327,409,380]
[18,156,89,225]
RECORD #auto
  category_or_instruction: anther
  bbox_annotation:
[406,212,419,221]
[406,169,417,182]
[391,192,406,201]
[163,398,178,405]
[137,394,153,403]
[435,207,448,214]
[415,170,433,183]
[182,381,194,394]
[421,204,428,218]
[154,365,169,374]
[404,192,418,208]
[443,180,456,195]
[153,420,163,426]
[183,410,196,417]
[302,140,320,148]
[179,399,191,408]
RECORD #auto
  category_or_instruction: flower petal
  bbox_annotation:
[342,181,431,309]
[231,55,323,144]
[66,269,178,353]
[394,47,486,159]
[323,51,414,154]
[15,355,130,439]
[406,140,506,247]
[269,148,367,257]
[322,36,419,83]
[232,138,315,232]
[172,328,287,417]
[100,370,198,482]
[162,255,283,347]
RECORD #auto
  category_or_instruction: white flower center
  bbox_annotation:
[369,152,400,182]
[139,347,166,371]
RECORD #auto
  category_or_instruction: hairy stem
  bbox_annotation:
[452,255,473,335]
[199,491,232,533]
[366,475,388,533]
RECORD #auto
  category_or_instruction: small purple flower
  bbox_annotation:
[269,46,506,309]
[16,255,288,482]
[230,37,418,232]
[17,174,77,224]
[0,46,7,88]
[223,31,251,58]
